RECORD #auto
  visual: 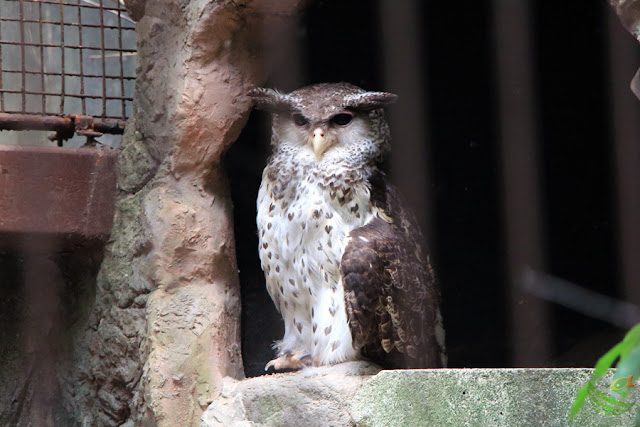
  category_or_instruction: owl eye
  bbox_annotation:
[331,113,354,126]
[292,113,308,126]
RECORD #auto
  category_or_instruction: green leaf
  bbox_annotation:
[570,383,590,418]
[592,342,624,379]
[570,323,640,420]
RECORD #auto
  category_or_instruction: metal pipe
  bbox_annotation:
[0,112,73,132]
[0,112,125,136]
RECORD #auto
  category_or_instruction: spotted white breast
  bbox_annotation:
[257,146,374,366]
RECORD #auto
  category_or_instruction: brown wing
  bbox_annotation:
[340,170,445,369]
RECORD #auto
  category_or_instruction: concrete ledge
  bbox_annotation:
[351,368,632,426]
[203,364,638,426]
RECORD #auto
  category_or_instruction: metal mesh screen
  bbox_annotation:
[0,0,135,120]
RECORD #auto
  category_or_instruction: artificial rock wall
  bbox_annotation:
[64,1,304,425]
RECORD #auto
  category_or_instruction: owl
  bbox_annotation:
[248,82,446,370]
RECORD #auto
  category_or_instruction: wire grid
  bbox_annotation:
[0,0,136,120]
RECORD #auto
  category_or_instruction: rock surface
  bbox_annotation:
[351,368,625,427]
[202,362,381,427]
[203,367,639,426]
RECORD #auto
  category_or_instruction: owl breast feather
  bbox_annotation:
[257,157,375,365]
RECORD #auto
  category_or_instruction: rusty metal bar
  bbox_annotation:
[0,112,72,131]
[0,112,125,135]
[91,117,125,134]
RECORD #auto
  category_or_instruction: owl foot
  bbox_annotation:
[265,351,314,372]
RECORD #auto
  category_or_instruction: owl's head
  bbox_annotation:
[248,83,397,163]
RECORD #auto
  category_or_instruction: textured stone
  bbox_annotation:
[351,368,638,427]
[201,368,640,426]
[202,361,381,427]
[117,119,157,194]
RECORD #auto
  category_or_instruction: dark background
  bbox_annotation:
[227,0,640,377]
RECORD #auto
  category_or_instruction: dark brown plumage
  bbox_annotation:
[341,170,444,368]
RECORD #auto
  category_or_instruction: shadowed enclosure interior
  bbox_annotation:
[229,0,640,377]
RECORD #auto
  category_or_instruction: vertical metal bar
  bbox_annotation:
[493,0,549,366]
[378,0,432,242]
[38,0,46,113]
[607,11,640,321]
[116,1,125,118]
[77,0,86,115]
[58,0,65,114]
[18,0,26,112]
[99,0,106,117]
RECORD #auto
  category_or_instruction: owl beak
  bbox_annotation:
[311,127,329,160]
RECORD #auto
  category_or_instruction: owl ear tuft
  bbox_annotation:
[247,87,294,113]
[343,91,398,111]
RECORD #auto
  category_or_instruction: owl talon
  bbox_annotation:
[264,351,315,372]
[265,355,289,372]
[299,353,313,365]
[264,359,278,371]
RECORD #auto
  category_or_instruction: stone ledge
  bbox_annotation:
[202,362,381,426]
[203,364,638,426]
[351,368,634,427]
